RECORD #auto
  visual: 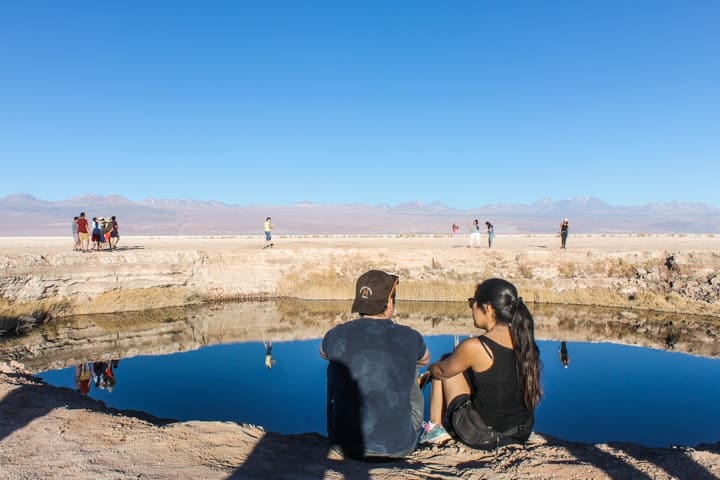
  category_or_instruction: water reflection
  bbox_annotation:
[2,299,719,447]
[1,299,717,373]
[264,341,275,369]
[559,341,570,368]
[74,361,92,395]
[73,359,120,395]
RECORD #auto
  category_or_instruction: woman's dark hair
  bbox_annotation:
[474,278,542,410]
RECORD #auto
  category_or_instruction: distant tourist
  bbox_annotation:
[320,270,430,458]
[420,278,540,449]
[103,218,112,244]
[72,216,80,251]
[469,219,482,247]
[92,217,108,251]
[559,218,570,249]
[109,216,120,250]
[92,217,106,251]
[452,223,460,246]
[263,217,274,249]
[486,222,495,248]
[76,212,90,252]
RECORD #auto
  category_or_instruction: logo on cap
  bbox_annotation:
[359,286,372,299]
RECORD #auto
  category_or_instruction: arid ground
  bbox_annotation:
[1,234,719,479]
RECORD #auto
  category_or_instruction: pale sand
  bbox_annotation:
[2,232,719,255]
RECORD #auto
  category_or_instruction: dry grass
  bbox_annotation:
[557,262,577,278]
[276,268,472,303]
[71,287,197,315]
[269,257,720,317]
[606,258,638,278]
[0,297,72,320]
[277,268,356,300]
[514,282,720,317]
[591,257,661,278]
[517,263,534,279]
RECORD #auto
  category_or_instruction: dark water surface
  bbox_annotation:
[39,334,720,448]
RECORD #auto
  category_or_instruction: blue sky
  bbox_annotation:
[2,1,718,209]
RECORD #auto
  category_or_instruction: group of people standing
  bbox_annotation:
[321,270,541,458]
[72,212,119,252]
[453,218,571,249]
[453,220,495,248]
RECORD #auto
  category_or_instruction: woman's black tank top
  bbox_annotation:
[468,336,533,432]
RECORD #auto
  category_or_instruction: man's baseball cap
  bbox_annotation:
[351,270,399,315]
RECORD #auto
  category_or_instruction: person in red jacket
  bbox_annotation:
[76,212,90,252]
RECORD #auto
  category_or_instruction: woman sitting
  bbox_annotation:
[421,278,541,449]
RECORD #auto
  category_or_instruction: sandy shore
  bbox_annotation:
[1,234,719,479]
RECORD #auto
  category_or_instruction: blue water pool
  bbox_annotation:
[38,335,720,448]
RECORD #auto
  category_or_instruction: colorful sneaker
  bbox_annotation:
[419,422,451,445]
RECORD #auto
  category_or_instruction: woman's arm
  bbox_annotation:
[428,337,492,379]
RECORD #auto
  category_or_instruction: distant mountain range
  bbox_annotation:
[1,193,718,236]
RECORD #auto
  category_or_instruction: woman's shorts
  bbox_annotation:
[443,394,498,449]
[443,395,532,450]
[91,233,101,242]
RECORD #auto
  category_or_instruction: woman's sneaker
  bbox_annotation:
[420,422,451,445]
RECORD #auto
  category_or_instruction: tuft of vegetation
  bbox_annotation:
[71,287,197,316]
[557,262,577,278]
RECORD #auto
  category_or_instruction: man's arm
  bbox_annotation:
[417,347,430,366]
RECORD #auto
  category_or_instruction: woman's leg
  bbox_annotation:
[429,371,472,424]
[428,378,444,425]
[441,371,472,408]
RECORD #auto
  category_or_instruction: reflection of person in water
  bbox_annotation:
[264,341,275,369]
[559,341,570,368]
[92,360,119,391]
[74,362,92,395]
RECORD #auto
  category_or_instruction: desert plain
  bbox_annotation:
[1,233,719,479]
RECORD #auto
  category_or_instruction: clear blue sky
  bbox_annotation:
[2,1,718,209]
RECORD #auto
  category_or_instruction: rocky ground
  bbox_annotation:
[1,361,719,480]
[1,234,719,320]
[1,234,719,479]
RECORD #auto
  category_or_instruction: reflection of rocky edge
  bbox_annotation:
[1,300,717,373]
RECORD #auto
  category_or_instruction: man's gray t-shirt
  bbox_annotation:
[322,318,427,457]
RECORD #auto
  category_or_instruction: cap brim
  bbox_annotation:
[351,298,387,314]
